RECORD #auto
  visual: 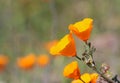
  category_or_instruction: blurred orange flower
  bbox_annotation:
[37,54,49,67]
[80,73,91,83]
[69,18,93,42]
[50,33,76,57]
[71,79,84,83]
[63,61,80,79]
[45,40,58,51]
[90,73,99,83]
[17,53,36,70]
[0,55,8,71]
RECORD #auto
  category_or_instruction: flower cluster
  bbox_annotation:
[0,53,50,72]
[63,61,98,83]
[50,18,93,57]
[17,53,50,70]
[49,18,115,83]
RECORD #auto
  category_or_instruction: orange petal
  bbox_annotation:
[80,73,91,83]
[90,73,99,83]
[63,61,80,79]
[69,18,93,41]
[71,79,84,83]
[50,33,76,57]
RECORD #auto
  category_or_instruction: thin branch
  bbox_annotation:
[92,67,114,83]
[75,55,115,83]
[75,55,81,61]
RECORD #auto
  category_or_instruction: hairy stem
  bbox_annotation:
[92,67,114,83]
[75,55,115,83]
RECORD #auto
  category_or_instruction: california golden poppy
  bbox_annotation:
[80,73,91,83]
[63,61,80,79]
[69,18,93,42]
[50,33,76,57]
[37,54,49,67]
[0,55,8,71]
[90,73,99,83]
[71,79,84,83]
[17,53,36,70]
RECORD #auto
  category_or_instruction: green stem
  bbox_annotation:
[79,78,85,83]
[75,55,81,61]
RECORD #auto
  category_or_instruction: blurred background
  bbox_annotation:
[0,0,120,83]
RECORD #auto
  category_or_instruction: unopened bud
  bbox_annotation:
[100,63,110,74]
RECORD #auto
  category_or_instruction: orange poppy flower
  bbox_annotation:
[17,53,36,70]
[80,73,91,83]
[0,55,8,71]
[50,33,76,57]
[63,61,80,79]
[90,73,99,83]
[69,18,93,42]
[45,40,58,51]
[37,54,49,67]
[71,79,84,83]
